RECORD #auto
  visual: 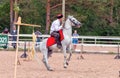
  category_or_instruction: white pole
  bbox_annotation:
[62,0,65,23]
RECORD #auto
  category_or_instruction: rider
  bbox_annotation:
[50,13,63,49]
[47,14,63,57]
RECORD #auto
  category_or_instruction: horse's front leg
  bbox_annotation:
[67,45,72,61]
[63,46,68,68]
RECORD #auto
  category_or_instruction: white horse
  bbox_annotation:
[39,15,81,71]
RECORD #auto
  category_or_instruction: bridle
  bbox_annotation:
[69,18,78,26]
[63,17,80,30]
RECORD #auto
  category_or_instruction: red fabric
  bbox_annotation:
[47,29,64,47]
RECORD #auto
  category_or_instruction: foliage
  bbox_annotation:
[14,2,20,12]
[0,0,120,36]
[18,0,46,34]
[0,0,10,32]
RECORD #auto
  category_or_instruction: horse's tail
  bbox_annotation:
[34,42,43,66]
[36,39,47,52]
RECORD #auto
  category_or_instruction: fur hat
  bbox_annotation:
[56,14,63,19]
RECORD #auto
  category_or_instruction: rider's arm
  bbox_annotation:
[53,22,63,31]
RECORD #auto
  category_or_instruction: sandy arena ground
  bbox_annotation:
[0,50,120,78]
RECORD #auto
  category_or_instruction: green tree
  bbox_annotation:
[0,0,120,36]
[0,0,10,32]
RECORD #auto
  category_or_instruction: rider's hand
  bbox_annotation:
[62,23,65,27]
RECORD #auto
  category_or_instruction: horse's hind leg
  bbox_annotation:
[42,51,53,71]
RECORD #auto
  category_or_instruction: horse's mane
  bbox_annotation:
[68,15,73,19]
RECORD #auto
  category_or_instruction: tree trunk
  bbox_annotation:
[62,0,65,23]
[45,0,50,34]
[110,0,114,26]
[10,0,18,32]
[10,0,14,33]
[14,0,18,24]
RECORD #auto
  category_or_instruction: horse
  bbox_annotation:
[39,15,81,71]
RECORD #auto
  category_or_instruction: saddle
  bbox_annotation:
[47,29,64,47]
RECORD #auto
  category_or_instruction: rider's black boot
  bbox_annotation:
[57,42,62,49]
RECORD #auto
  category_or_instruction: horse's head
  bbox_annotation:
[68,15,81,28]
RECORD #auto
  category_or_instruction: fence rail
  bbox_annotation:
[1,33,120,53]
[6,34,120,46]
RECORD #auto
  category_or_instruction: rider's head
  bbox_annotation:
[56,14,63,22]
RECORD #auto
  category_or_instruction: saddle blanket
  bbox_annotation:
[47,30,64,47]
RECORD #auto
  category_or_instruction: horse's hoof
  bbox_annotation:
[48,67,54,71]
[64,65,67,68]
[66,62,69,66]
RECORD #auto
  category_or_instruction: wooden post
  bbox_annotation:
[78,39,84,59]
[31,32,36,59]
[13,16,40,78]
[114,42,120,59]
[80,44,84,59]
[14,17,21,78]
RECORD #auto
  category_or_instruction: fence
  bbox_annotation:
[1,33,120,53]
[72,36,120,53]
